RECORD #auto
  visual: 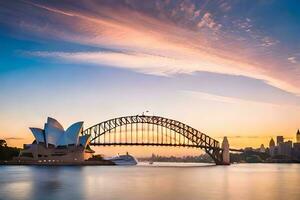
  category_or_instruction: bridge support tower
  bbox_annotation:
[221,136,230,165]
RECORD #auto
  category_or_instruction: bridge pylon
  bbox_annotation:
[221,136,230,165]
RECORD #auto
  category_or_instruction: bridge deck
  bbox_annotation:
[90,142,221,150]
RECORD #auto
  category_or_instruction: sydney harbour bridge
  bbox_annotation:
[83,115,231,165]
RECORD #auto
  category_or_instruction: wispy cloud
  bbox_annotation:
[25,50,271,78]
[288,57,297,64]
[181,90,290,107]
[197,12,222,32]
[4,137,24,140]
[2,0,300,95]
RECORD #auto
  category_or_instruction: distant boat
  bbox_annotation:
[105,153,138,166]
[149,161,154,165]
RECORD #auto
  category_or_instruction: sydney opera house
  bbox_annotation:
[16,117,94,163]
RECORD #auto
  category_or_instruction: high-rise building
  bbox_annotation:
[269,138,275,156]
[297,129,300,143]
[293,143,300,160]
[277,136,284,145]
[269,138,275,148]
[279,141,293,157]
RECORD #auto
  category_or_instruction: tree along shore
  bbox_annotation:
[0,139,20,161]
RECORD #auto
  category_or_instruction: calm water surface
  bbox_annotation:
[0,163,299,200]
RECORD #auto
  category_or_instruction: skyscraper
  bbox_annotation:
[269,138,275,156]
[278,141,293,156]
[297,129,300,143]
[277,136,284,145]
[269,138,275,148]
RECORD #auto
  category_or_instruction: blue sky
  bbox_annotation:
[0,0,300,154]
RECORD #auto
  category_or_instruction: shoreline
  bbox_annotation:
[1,160,300,166]
[0,160,115,166]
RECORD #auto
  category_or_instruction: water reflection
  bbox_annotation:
[0,164,299,200]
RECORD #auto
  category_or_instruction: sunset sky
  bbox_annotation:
[0,0,300,156]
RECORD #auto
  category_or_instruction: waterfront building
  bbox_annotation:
[290,130,300,160]
[244,147,253,152]
[292,143,300,160]
[293,143,300,149]
[297,129,300,143]
[273,146,279,156]
[259,144,266,153]
[278,141,293,157]
[268,132,300,161]
[15,117,94,163]
[276,136,284,145]
[269,138,275,156]
[269,138,275,148]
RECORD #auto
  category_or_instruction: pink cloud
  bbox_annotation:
[2,0,300,95]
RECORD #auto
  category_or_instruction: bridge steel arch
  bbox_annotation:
[83,115,226,165]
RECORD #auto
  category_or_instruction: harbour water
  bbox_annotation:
[0,163,299,200]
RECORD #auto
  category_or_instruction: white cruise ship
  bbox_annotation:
[106,153,138,166]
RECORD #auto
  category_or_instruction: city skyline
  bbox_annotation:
[1,0,300,156]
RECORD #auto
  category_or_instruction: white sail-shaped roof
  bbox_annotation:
[56,134,68,147]
[44,117,64,146]
[57,122,83,146]
[47,117,64,130]
[29,117,89,148]
[29,128,45,144]
[65,121,83,145]
[79,135,90,148]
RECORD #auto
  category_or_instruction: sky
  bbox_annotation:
[0,0,300,156]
